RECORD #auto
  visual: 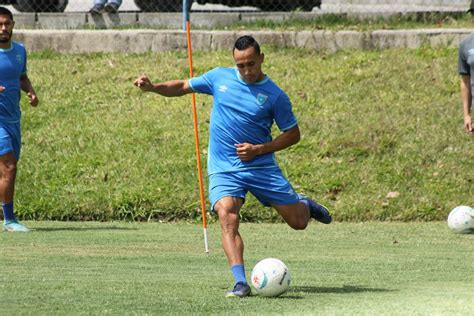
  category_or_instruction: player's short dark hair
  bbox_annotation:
[0,7,13,21]
[233,35,261,55]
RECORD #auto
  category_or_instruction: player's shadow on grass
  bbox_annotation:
[33,226,138,232]
[291,285,395,294]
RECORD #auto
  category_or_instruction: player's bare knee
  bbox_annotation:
[5,161,16,174]
[289,219,308,230]
[1,160,17,179]
[216,208,240,233]
[281,213,308,230]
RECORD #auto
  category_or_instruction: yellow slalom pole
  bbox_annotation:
[186,20,209,254]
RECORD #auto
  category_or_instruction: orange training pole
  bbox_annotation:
[186,20,209,253]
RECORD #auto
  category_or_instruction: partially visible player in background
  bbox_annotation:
[468,0,474,23]
[134,35,332,298]
[0,7,39,232]
[458,8,474,135]
[89,0,122,14]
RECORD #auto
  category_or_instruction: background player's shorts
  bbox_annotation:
[0,123,21,160]
[209,168,300,212]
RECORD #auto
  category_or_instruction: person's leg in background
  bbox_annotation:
[89,0,106,14]
[104,0,122,13]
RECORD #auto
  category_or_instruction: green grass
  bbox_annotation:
[225,12,474,32]
[15,47,474,222]
[1,221,472,314]
[86,12,474,31]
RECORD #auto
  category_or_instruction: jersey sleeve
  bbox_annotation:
[273,92,298,132]
[15,42,27,76]
[21,50,27,75]
[188,67,222,95]
[458,42,469,75]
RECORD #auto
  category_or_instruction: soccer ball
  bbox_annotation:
[250,258,291,297]
[447,205,474,234]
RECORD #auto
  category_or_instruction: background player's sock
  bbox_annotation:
[2,202,15,222]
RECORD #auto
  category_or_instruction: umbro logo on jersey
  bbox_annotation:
[468,49,474,56]
[256,93,268,106]
[219,85,228,92]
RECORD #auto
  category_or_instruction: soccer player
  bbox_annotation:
[89,0,122,14]
[458,27,474,135]
[0,7,39,232]
[469,0,474,23]
[134,35,332,297]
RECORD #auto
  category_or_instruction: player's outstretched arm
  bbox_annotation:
[134,75,193,97]
[20,74,39,107]
[460,75,474,135]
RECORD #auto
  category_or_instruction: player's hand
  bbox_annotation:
[0,86,5,93]
[28,92,38,107]
[464,116,474,135]
[134,75,154,92]
[235,143,261,161]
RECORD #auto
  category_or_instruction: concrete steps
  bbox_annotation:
[13,28,472,53]
[320,0,469,13]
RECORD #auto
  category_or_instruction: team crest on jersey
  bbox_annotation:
[468,49,474,56]
[16,54,22,64]
[218,85,228,92]
[256,93,268,106]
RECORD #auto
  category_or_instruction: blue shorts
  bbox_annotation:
[0,123,21,161]
[208,168,300,211]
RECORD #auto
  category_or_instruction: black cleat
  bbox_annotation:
[225,282,251,298]
[104,2,119,13]
[299,194,332,224]
[89,4,104,14]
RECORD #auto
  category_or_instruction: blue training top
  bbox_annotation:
[189,67,298,175]
[0,41,27,124]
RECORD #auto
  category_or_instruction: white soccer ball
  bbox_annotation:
[447,205,474,234]
[250,258,291,297]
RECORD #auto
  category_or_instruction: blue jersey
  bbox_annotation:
[0,41,27,123]
[189,67,298,175]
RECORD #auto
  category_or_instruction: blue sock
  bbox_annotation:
[230,264,247,285]
[300,196,320,218]
[299,197,313,211]
[2,202,15,222]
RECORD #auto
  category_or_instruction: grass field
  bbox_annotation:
[1,221,472,315]
[225,13,474,32]
[100,12,474,31]
[15,47,473,222]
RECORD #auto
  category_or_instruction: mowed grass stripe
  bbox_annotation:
[1,221,473,314]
